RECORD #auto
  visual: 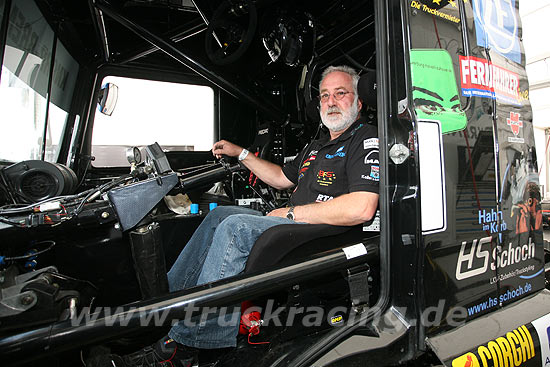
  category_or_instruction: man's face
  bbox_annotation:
[319,71,362,132]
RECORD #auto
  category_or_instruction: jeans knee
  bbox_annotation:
[205,206,259,223]
[219,214,252,230]
[204,206,233,221]
[218,215,266,249]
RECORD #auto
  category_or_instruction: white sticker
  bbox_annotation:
[39,201,61,212]
[508,137,524,144]
[342,243,367,259]
[363,138,379,150]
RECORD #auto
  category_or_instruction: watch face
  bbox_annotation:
[286,208,295,220]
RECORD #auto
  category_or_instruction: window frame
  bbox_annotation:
[80,65,220,168]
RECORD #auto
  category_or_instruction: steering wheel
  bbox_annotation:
[204,0,258,65]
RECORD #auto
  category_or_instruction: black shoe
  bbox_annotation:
[110,336,198,367]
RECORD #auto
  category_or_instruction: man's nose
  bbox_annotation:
[327,93,337,106]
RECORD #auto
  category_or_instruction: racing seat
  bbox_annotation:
[243,221,379,337]
[244,223,376,273]
[241,221,379,341]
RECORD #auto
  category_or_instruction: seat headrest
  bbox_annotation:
[358,71,376,109]
[306,99,321,123]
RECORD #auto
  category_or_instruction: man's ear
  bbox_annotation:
[357,98,363,112]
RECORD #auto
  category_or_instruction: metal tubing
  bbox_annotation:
[0,243,378,364]
[190,0,222,48]
[95,1,284,122]
[41,33,58,161]
[179,163,241,191]
[117,22,207,64]
[318,16,375,57]
[89,0,110,63]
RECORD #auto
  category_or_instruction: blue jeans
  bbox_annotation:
[167,206,297,349]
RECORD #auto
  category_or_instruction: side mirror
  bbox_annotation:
[97,82,119,116]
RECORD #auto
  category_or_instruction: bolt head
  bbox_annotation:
[20,294,35,306]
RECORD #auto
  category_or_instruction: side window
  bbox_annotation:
[91,76,215,167]
[410,0,541,321]
[408,0,495,241]
[0,0,78,163]
[48,40,79,162]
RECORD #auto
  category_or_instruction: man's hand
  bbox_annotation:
[212,140,244,159]
[266,207,289,219]
[212,139,295,190]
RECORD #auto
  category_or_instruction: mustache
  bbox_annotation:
[326,106,342,114]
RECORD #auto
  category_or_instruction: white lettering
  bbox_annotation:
[476,61,486,86]
[460,56,519,99]
[461,58,470,84]
[490,238,536,271]
[456,237,491,280]
[470,60,478,84]
[493,0,508,28]
[316,194,334,202]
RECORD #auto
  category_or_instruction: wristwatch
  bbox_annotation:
[286,206,295,221]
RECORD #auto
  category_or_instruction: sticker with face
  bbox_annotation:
[410,49,467,134]
[413,87,461,115]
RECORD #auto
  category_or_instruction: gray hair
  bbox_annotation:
[319,65,360,94]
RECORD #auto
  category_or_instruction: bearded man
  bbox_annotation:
[109,65,379,367]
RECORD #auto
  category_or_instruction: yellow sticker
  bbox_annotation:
[410,1,460,23]
[451,325,535,367]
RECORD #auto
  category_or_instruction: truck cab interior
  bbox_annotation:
[0,1,389,366]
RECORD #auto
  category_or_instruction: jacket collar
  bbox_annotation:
[320,116,367,146]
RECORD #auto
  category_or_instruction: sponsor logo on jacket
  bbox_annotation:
[325,146,346,159]
[317,170,336,186]
[364,138,379,150]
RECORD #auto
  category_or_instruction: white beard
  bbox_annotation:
[320,96,359,132]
